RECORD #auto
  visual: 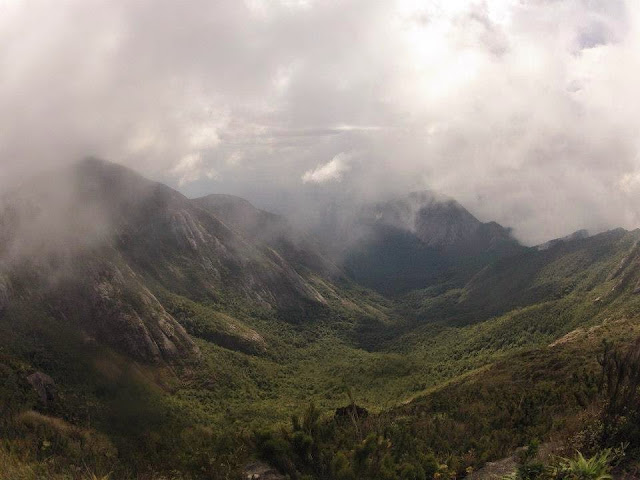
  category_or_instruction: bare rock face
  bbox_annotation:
[1,244,201,364]
[26,372,56,407]
[53,257,200,363]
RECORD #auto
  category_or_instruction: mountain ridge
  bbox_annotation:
[0,159,339,363]
[2,159,639,479]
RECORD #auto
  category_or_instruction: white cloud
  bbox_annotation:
[1,0,640,243]
[619,169,640,193]
[302,153,351,184]
[171,153,219,186]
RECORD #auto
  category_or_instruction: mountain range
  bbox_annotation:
[2,159,640,479]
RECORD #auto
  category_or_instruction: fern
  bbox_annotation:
[558,450,613,480]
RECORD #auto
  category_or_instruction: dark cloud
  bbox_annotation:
[1,0,639,244]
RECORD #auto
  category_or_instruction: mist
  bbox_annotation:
[2,0,640,244]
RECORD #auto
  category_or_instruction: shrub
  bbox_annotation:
[557,450,614,480]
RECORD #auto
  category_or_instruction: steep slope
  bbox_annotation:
[193,194,341,279]
[0,159,333,363]
[0,161,201,363]
[398,228,635,326]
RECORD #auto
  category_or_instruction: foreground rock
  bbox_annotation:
[243,461,286,480]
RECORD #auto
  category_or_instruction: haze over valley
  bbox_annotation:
[2,1,640,479]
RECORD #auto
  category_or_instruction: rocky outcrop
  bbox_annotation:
[243,461,286,480]
[51,258,200,363]
[26,372,56,407]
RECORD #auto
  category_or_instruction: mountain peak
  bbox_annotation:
[362,190,514,250]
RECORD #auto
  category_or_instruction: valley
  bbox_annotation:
[1,160,640,479]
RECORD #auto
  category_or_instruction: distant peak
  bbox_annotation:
[75,156,121,171]
[536,229,591,250]
[77,156,115,167]
[73,157,145,179]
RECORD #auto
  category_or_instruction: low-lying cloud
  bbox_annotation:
[302,153,350,184]
[1,0,640,244]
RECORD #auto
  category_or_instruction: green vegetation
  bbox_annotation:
[503,440,622,480]
[3,226,640,478]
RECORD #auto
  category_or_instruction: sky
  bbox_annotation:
[1,0,639,244]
